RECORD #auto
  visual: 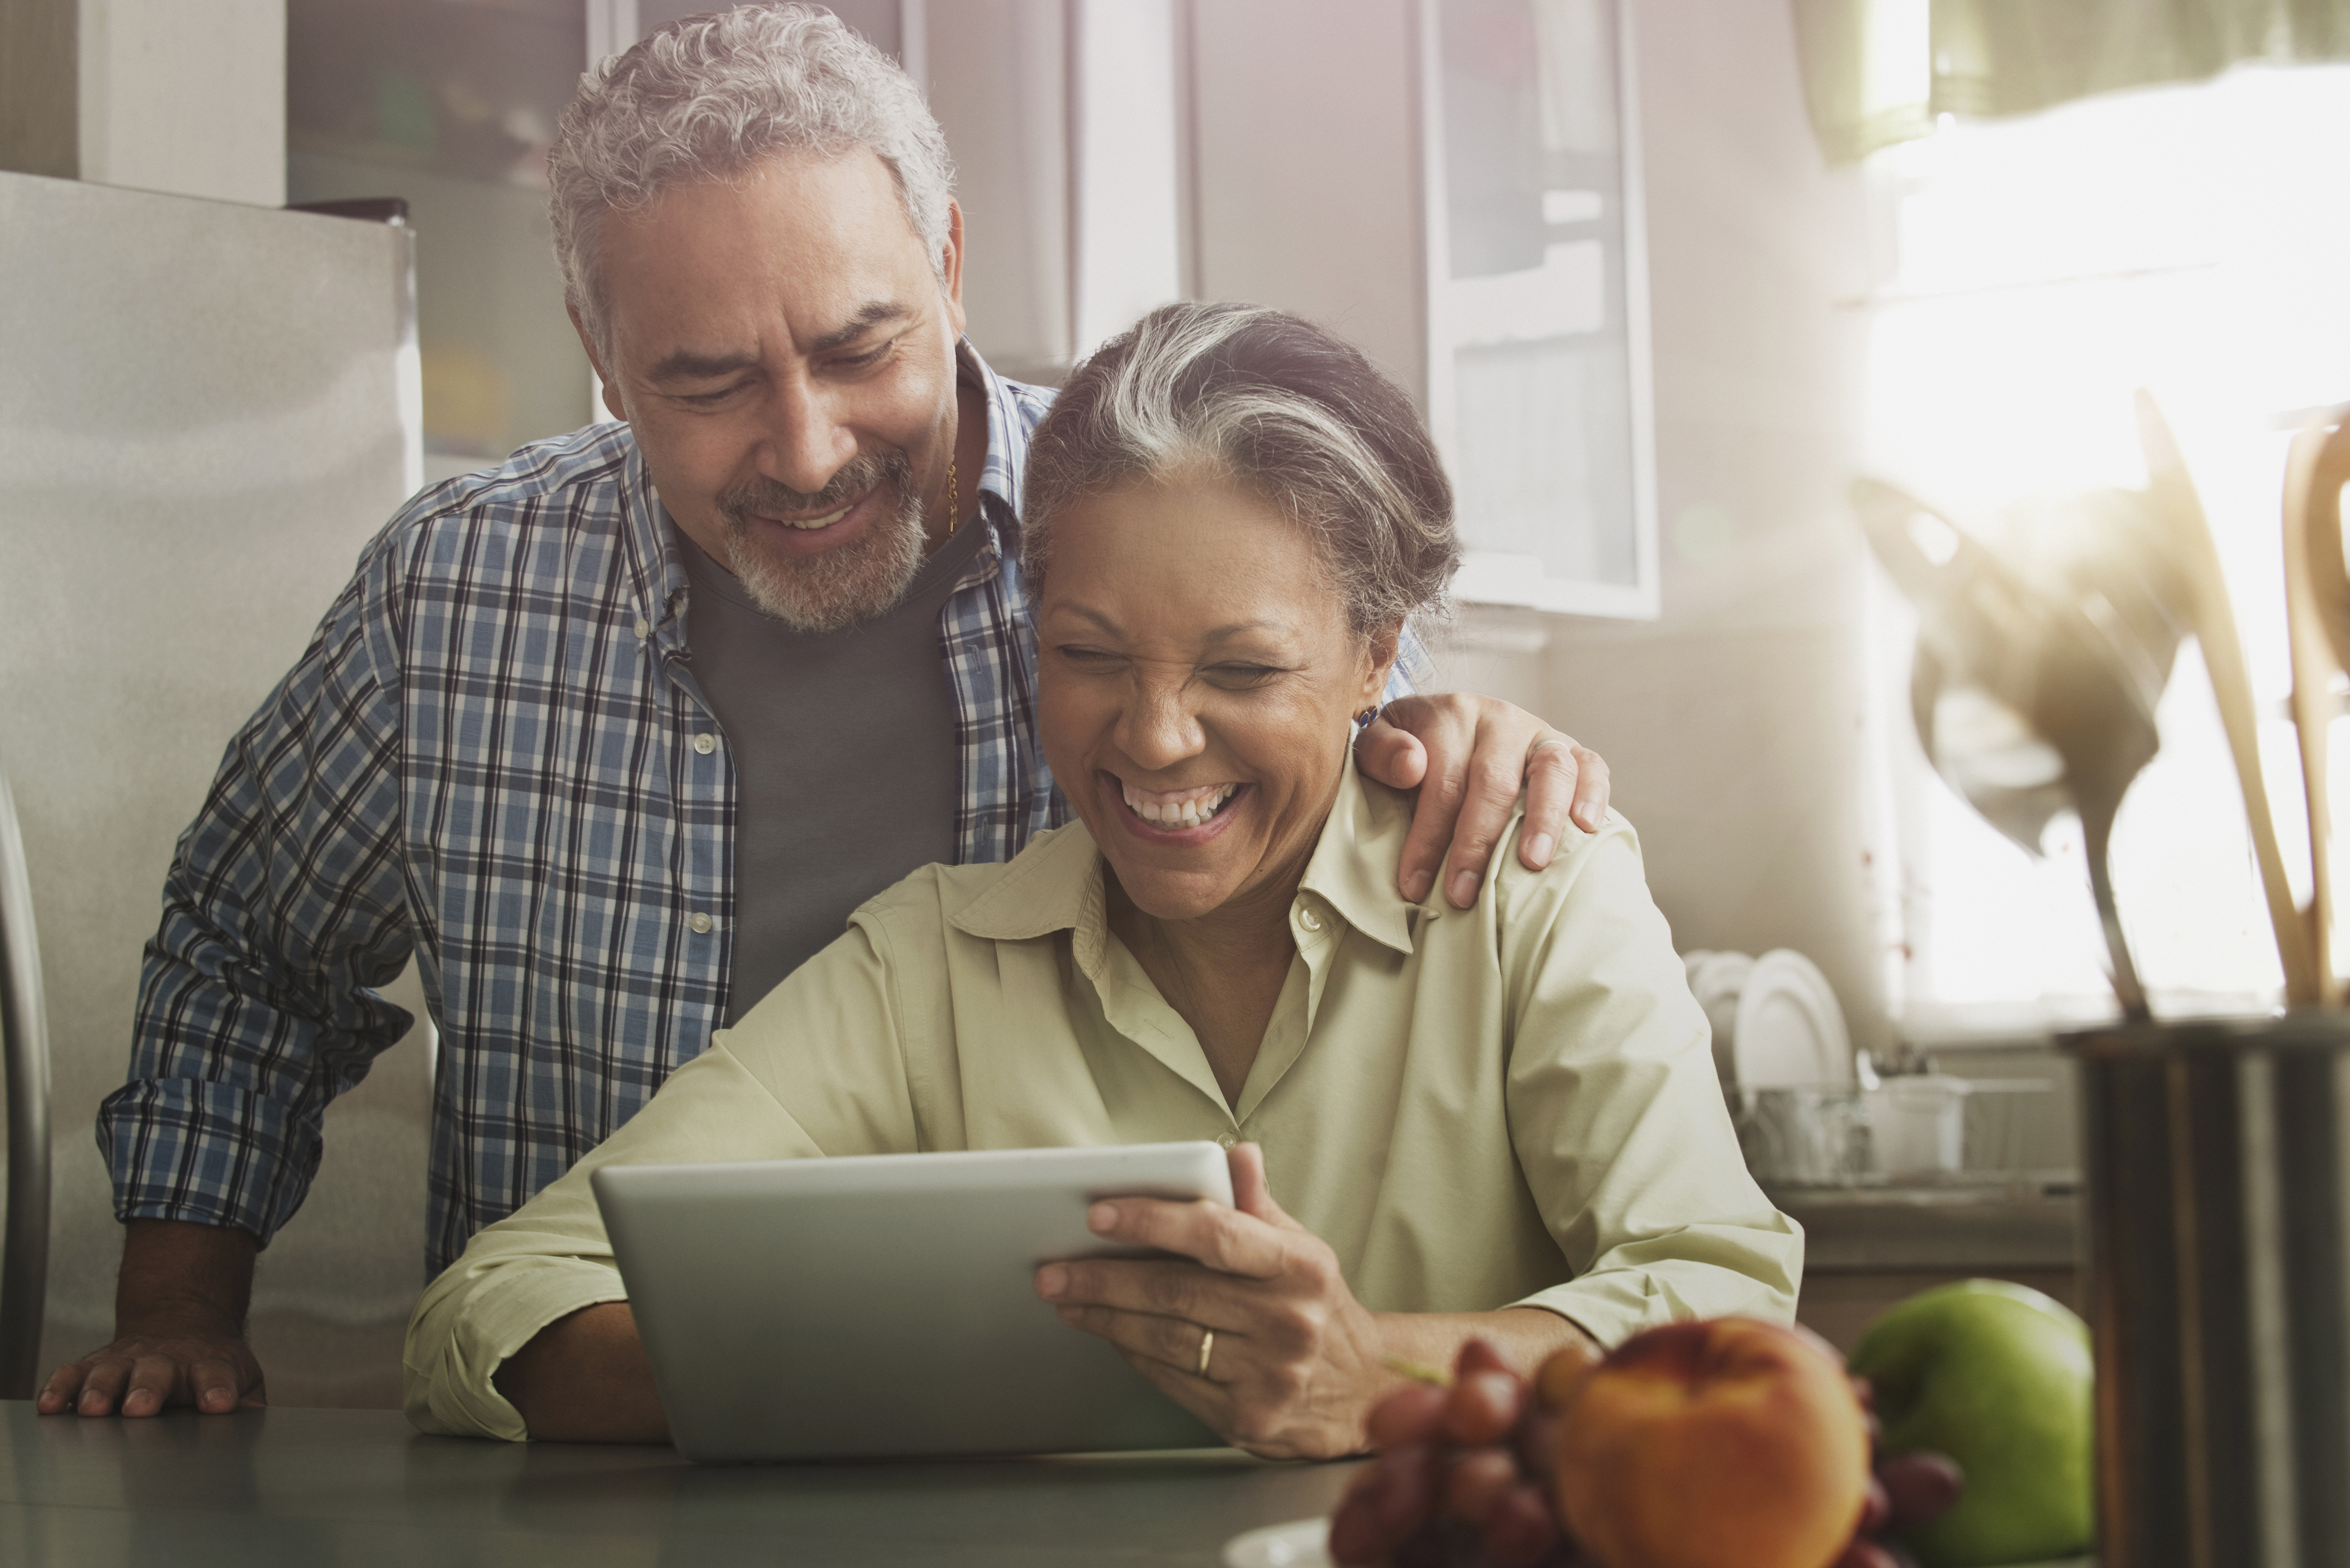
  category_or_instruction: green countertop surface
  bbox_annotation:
[0,1401,1359,1566]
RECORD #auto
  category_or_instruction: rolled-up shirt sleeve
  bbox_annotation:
[1494,820,1802,1344]
[99,543,419,1248]
[403,916,914,1438]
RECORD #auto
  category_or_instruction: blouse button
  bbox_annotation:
[1296,904,1323,933]
[1217,1133,1238,1150]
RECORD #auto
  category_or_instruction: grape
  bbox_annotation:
[1370,1446,1445,1535]
[1829,1540,1903,1568]
[1445,1371,1523,1446]
[1369,1381,1449,1450]
[1328,1489,1392,1566]
[1479,1482,1564,1566]
[1443,1447,1522,1525]
[1455,1338,1516,1379]
[1876,1450,1964,1528]
[1512,1407,1560,1482]
[1858,1474,1891,1535]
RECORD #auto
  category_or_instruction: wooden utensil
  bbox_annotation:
[2136,391,2322,1005]
[2281,418,2350,1005]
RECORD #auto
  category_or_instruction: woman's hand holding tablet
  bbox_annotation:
[1036,1144,1598,1459]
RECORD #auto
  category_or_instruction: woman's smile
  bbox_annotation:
[1106,772,1252,844]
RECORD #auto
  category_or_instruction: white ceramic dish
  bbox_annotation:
[1685,949,1756,1091]
[1732,948,1851,1090]
[1222,1516,1331,1568]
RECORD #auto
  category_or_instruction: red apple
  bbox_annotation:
[1551,1319,1870,1568]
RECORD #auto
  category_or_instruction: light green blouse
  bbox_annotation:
[404,757,1802,1441]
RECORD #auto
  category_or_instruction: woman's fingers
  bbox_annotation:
[1081,1191,1295,1278]
[1051,1298,1240,1380]
[1036,1254,1249,1330]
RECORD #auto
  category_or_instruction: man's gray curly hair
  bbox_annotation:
[549,5,955,356]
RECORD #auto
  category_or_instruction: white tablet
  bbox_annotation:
[591,1141,1236,1462]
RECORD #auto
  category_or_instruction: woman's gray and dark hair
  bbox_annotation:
[1021,303,1460,634]
[548,5,954,355]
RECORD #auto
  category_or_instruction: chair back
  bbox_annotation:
[0,762,52,1401]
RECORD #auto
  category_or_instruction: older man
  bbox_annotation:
[42,5,1608,1419]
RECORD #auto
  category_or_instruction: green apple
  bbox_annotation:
[1848,1279,2094,1568]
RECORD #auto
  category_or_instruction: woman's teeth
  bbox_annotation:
[1122,781,1238,827]
[782,502,852,531]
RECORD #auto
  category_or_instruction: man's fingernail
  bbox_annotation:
[1449,869,1480,905]
[1524,833,1553,866]
[1405,870,1433,902]
[1037,1264,1067,1298]
[1088,1201,1118,1233]
[77,1391,100,1413]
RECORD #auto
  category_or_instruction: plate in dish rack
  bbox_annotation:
[1732,948,1851,1090]
[1222,1516,1331,1568]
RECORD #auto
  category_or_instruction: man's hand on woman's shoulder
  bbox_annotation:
[1355,694,1611,910]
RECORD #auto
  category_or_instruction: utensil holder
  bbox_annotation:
[2066,1014,2350,1568]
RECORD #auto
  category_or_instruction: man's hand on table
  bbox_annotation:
[38,1220,265,1417]
[1354,695,1610,910]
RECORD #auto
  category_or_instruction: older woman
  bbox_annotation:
[403,303,1799,1456]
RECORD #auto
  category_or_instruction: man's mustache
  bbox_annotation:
[718,449,915,522]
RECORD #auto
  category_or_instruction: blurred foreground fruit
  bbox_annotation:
[1552,1318,1869,1568]
[1848,1280,2092,1568]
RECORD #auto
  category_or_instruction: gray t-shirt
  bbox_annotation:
[678,519,989,1023]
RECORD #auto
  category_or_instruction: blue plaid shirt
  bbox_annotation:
[102,349,1419,1275]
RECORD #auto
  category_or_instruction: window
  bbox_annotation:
[1421,0,1659,617]
[1860,65,2350,1029]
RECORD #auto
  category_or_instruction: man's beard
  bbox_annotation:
[716,448,927,633]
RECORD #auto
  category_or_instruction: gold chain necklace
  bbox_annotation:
[946,457,959,536]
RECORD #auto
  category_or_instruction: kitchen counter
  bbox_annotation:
[1773,1182,2082,1351]
[1772,1182,2080,1272]
[0,1403,1359,1567]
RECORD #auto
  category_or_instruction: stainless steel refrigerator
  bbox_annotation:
[0,169,433,1407]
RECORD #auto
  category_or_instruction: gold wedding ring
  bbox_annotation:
[1195,1326,1215,1379]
